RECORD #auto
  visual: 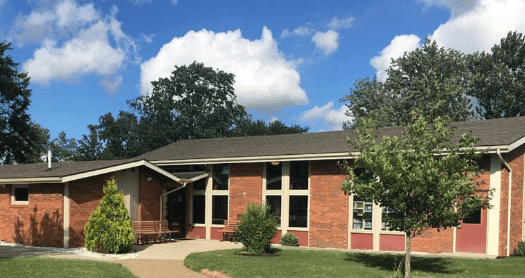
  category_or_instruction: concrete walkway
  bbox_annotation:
[0,239,243,278]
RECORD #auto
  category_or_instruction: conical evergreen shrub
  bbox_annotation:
[84,177,135,254]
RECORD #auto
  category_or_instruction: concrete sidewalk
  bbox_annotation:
[0,240,242,278]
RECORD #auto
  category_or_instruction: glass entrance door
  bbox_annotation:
[167,187,186,237]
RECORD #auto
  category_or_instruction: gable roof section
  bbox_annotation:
[0,159,194,184]
[138,117,525,165]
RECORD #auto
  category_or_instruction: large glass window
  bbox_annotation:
[353,197,373,230]
[212,196,228,225]
[463,209,482,224]
[212,164,229,190]
[192,195,205,224]
[266,162,282,190]
[192,178,206,191]
[266,196,282,226]
[289,196,308,228]
[290,161,308,190]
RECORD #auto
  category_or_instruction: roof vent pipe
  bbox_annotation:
[48,150,52,170]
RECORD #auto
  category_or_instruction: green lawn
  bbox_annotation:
[0,257,135,278]
[184,248,525,278]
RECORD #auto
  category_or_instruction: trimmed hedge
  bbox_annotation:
[281,233,299,246]
[84,177,135,254]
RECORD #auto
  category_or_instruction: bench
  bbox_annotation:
[133,220,180,244]
[220,220,239,241]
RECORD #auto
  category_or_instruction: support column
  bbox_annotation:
[63,182,70,248]
[487,154,502,256]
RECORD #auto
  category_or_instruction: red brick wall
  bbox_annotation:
[229,163,263,221]
[499,145,525,256]
[0,184,64,247]
[412,228,454,253]
[309,160,348,249]
[138,170,163,221]
[69,174,111,247]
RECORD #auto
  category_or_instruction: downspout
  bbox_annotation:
[497,149,512,257]
[160,182,187,220]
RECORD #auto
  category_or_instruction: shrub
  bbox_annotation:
[84,177,135,254]
[516,241,525,256]
[281,233,299,246]
[235,202,277,255]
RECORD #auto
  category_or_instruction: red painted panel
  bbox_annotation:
[380,234,405,251]
[271,230,283,244]
[456,209,487,253]
[211,227,223,240]
[189,226,206,239]
[351,233,373,250]
[287,230,308,246]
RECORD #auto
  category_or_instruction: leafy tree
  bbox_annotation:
[84,177,134,254]
[76,125,103,161]
[342,40,473,129]
[24,123,51,163]
[235,118,309,136]
[342,112,491,277]
[469,31,525,119]
[0,42,42,164]
[129,62,248,144]
[96,111,139,159]
[236,202,277,255]
[48,131,78,162]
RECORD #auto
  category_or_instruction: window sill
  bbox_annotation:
[351,230,374,234]
[11,202,29,206]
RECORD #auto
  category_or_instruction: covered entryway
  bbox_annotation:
[456,208,487,253]
[166,187,186,236]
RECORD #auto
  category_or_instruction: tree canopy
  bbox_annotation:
[342,112,491,277]
[0,42,43,164]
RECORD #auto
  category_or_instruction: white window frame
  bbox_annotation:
[263,161,310,236]
[11,184,29,205]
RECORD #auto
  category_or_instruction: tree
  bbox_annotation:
[234,118,309,136]
[48,131,78,162]
[128,62,248,144]
[76,125,103,161]
[0,42,42,164]
[342,112,490,277]
[236,202,277,255]
[342,40,474,129]
[95,111,139,159]
[84,177,135,254]
[469,31,525,119]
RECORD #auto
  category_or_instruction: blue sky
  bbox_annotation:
[1,0,524,140]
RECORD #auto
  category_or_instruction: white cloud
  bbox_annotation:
[18,0,138,91]
[417,0,479,17]
[141,32,155,43]
[140,27,308,112]
[300,101,348,130]
[311,30,339,55]
[171,0,179,5]
[370,34,421,81]
[280,26,313,38]
[129,0,178,5]
[429,0,525,53]
[328,16,354,29]
[100,75,123,93]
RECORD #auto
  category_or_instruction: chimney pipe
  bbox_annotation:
[48,150,52,170]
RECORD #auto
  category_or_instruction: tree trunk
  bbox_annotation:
[405,232,411,278]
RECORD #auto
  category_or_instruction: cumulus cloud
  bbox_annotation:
[280,26,313,38]
[370,34,421,81]
[429,0,525,53]
[140,27,308,112]
[311,30,339,55]
[18,0,138,91]
[300,101,348,130]
[328,16,354,29]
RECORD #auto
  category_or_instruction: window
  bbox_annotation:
[212,164,229,190]
[266,195,281,226]
[192,195,205,224]
[266,162,282,190]
[289,196,308,228]
[192,178,206,191]
[290,161,308,190]
[353,197,373,230]
[463,209,481,224]
[212,196,228,225]
[11,185,29,205]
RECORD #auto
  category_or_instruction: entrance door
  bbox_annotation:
[456,209,487,253]
[167,188,186,236]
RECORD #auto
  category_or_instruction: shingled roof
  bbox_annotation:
[138,117,525,164]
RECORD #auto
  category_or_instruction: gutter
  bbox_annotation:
[497,149,513,257]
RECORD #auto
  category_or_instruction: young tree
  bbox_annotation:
[342,112,491,277]
[236,202,277,255]
[0,42,42,164]
[84,177,134,254]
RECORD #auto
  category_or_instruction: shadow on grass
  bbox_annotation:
[345,253,460,275]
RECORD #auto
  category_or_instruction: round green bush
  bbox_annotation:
[84,177,135,254]
[516,241,525,256]
[280,233,299,246]
[235,202,277,255]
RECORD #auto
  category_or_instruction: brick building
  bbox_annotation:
[1,117,524,257]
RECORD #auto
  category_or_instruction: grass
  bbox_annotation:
[0,257,135,278]
[184,248,525,278]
